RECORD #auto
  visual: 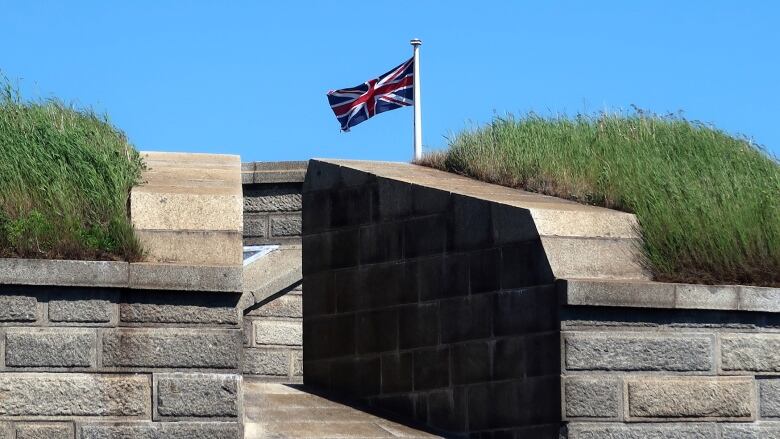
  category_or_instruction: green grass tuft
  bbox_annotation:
[0,81,145,261]
[417,112,780,287]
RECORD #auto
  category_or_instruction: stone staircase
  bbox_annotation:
[244,378,442,438]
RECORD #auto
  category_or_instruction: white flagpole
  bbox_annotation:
[411,39,422,161]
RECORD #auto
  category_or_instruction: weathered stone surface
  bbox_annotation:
[564,332,713,371]
[120,292,239,325]
[79,422,240,439]
[0,259,128,289]
[244,214,268,238]
[244,188,302,212]
[156,373,239,418]
[245,295,301,318]
[721,423,780,439]
[49,292,115,323]
[135,230,242,266]
[254,320,302,346]
[722,334,780,372]
[740,286,780,313]
[541,236,649,280]
[271,215,302,237]
[243,348,290,376]
[0,294,37,322]
[760,379,780,418]
[16,422,73,439]
[0,373,149,417]
[627,377,754,419]
[566,422,718,439]
[102,329,241,369]
[564,377,621,419]
[128,263,242,293]
[6,329,95,368]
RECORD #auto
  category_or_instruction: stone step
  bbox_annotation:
[244,379,442,438]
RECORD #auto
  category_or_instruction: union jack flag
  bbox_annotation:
[327,58,414,131]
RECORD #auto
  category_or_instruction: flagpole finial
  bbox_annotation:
[410,38,422,46]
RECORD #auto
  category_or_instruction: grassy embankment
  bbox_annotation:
[418,113,779,287]
[0,83,144,261]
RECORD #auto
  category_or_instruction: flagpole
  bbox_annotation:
[411,38,422,161]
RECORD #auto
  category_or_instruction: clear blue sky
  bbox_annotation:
[3,1,778,162]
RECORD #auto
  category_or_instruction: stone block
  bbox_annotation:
[564,332,714,371]
[720,423,780,439]
[0,259,128,289]
[0,294,37,322]
[302,314,354,361]
[540,235,649,280]
[292,350,302,376]
[566,423,718,439]
[626,377,754,419]
[491,203,538,245]
[134,230,242,266]
[301,229,359,274]
[101,329,241,369]
[243,186,302,212]
[500,241,554,289]
[398,303,439,349]
[760,379,780,418]
[356,309,397,354]
[243,348,290,376]
[448,195,492,251]
[562,278,676,309]
[270,215,302,237]
[155,373,239,418]
[468,377,560,430]
[128,263,242,293]
[119,291,240,325]
[0,373,149,417]
[381,352,413,394]
[469,248,500,294]
[563,377,621,419]
[330,186,371,228]
[243,214,268,237]
[131,190,242,232]
[494,333,559,380]
[301,191,331,235]
[6,329,95,368]
[740,286,780,313]
[16,422,73,439]
[451,341,491,385]
[493,285,558,336]
[301,271,334,318]
[373,178,412,220]
[403,215,446,258]
[411,184,450,216]
[254,320,302,346]
[722,334,780,372]
[79,422,240,439]
[359,222,403,264]
[246,295,302,318]
[413,347,450,391]
[330,357,380,398]
[440,295,491,343]
[427,388,467,433]
[48,291,116,323]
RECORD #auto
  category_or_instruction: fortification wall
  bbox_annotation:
[302,159,780,438]
[241,161,306,381]
[0,260,243,439]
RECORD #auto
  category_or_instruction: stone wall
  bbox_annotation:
[242,161,307,245]
[302,159,780,438]
[302,160,563,437]
[560,279,780,439]
[243,282,303,382]
[0,282,243,439]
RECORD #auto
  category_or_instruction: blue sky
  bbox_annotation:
[2,1,778,162]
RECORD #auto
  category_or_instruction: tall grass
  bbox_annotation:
[0,82,144,260]
[418,112,780,287]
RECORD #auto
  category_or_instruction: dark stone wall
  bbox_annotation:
[302,160,561,437]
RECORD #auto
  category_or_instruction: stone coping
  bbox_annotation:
[242,161,308,184]
[0,258,242,292]
[560,278,780,313]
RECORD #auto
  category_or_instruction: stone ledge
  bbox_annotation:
[560,278,780,313]
[0,258,242,293]
[242,161,308,184]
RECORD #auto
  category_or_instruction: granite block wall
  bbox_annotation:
[243,283,303,381]
[0,284,243,439]
[242,161,305,246]
[302,161,561,437]
[562,304,780,439]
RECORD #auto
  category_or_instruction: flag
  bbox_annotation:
[327,58,414,131]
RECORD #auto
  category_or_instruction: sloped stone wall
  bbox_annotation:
[0,283,243,439]
[302,160,562,437]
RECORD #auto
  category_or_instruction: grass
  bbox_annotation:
[417,112,780,287]
[0,82,145,261]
